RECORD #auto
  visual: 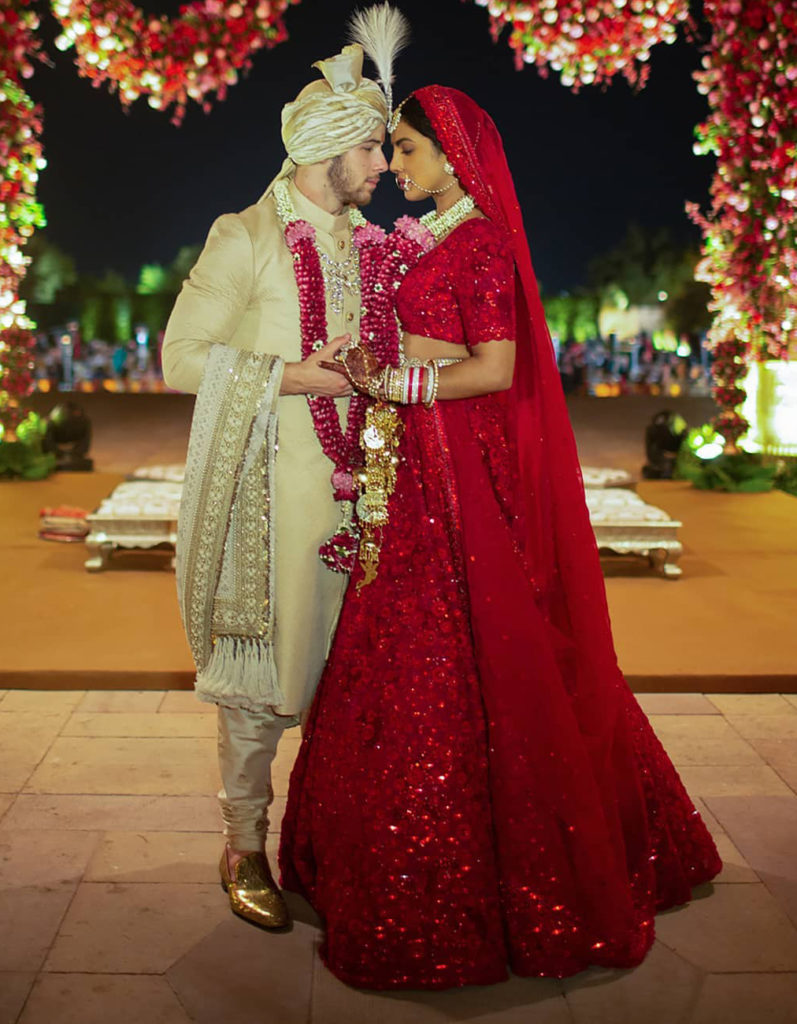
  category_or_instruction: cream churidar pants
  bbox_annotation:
[217,706,298,851]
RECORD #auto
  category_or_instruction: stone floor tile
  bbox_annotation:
[3,794,220,833]
[0,692,85,714]
[18,973,193,1024]
[706,795,797,927]
[0,830,100,888]
[678,765,792,799]
[727,714,797,742]
[45,882,229,973]
[769,761,797,794]
[711,833,759,884]
[76,691,165,714]
[691,798,725,839]
[0,886,75,971]
[313,963,569,1024]
[655,882,797,972]
[167,914,316,1024]
[784,695,797,711]
[0,794,14,821]
[634,694,720,716]
[708,694,794,716]
[23,737,218,796]
[746,737,797,766]
[649,715,744,737]
[742,738,797,792]
[648,717,762,767]
[62,712,216,738]
[84,831,221,884]
[689,973,797,1024]
[0,972,35,1024]
[0,712,69,792]
[158,691,215,714]
[563,941,704,1024]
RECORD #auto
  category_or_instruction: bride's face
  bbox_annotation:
[389,120,450,201]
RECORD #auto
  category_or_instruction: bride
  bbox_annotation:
[278,85,721,991]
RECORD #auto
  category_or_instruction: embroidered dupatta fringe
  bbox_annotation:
[176,344,284,711]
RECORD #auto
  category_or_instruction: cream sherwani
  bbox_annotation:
[162,179,360,719]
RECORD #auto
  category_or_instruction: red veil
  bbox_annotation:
[415,84,621,689]
[409,86,717,969]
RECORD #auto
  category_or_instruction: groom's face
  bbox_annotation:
[327,127,388,207]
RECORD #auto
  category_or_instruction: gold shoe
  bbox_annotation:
[219,849,290,929]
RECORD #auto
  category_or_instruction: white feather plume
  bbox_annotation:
[348,3,410,116]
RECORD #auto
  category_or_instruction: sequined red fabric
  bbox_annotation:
[278,222,722,990]
[396,219,517,346]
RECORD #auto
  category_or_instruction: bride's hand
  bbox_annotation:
[320,342,382,393]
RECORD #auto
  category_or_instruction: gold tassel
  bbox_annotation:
[355,401,403,589]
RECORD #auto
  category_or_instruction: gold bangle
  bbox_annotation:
[386,366,404,404]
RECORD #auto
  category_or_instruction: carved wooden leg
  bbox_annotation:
[649,546,682,578]
[85,539,114,572]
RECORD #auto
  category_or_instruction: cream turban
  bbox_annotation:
[283,45,387,164]
[261,44,387,199]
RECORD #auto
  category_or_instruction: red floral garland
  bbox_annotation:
[282,212,432,573]
[282,217,379,573]
[359,216,434,370]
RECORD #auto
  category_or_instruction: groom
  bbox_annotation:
[162,43,389,929]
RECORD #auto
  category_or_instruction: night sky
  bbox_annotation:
[27,0,714,293]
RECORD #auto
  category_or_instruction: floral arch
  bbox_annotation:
[1,0,794,454]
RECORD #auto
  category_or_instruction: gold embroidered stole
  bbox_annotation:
[176,345,284,711]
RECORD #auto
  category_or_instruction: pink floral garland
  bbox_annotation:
[472,0,689,90]
[687,0,797,446]
[51,0,298,125]
[282,213,432,573]
[1,0,297,450]
[0,0,45,440]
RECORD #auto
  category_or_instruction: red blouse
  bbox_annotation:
[396,218,517,348]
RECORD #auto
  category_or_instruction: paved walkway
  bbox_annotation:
[1,689,796,1024]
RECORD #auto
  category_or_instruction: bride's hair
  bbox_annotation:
[396,95,442,153]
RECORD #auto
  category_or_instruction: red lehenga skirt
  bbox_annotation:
[279,393,721,991]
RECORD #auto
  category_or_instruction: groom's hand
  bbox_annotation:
[280,335,354,396]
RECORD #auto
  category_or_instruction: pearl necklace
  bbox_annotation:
[420,193,476,241]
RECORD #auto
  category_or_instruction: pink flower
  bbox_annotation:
[331,467,356,501]
[393,216,434,251]
[284,220,315,247]
[353,222,386,249]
